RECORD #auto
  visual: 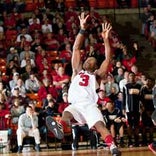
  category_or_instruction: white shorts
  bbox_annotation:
[64,103,105,129]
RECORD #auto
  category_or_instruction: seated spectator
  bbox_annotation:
[16,27,33,44]
[4,13,16,30]
[102,100,126,147]
[112,61,125,76]
[19,44,35,62]
[38,79,58,102]
[122,55,137,72]
[20,51,36,69]
[43,32,60,51]
[58,91,69,114]
[6,47,20,65]
[0,81,9,101]
[21,64,36,81]
[25,72,41,93]
[108,86,119,101]
[6,60,20,79]
[44,99,56,117]
[0,103,10,130]
[101,74,119,97]
[11,79,26,98]
[28,18,41,34]
[114,92,124,113]
[42,93,56,110]
[16,106,41,153]
[97,89,110,110]
[56,28,67,47]
[28,100,46,140]
[16,35,30,52]
[53,66,70,91]
[16,13,29,31]
[35,49,51,73]
[6,87,28,108]
[28,13,40,26]
[40,69,52,83]
[31,38,43,53]
[51,62,62,77]
[53,66,70,102]
[114,67,124,84]
[9,72,20,90]
[41,18,52,34]
[10,98,25,124]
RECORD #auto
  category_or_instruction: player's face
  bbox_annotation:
[83,57,97,72]
[128,73,135,83]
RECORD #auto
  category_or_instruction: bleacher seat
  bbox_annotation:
[26,93,42,108]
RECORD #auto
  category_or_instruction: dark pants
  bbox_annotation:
[72,124,97,149]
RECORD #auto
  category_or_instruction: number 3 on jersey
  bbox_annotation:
[79,73,89,86]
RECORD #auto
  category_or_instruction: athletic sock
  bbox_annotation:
[104,134,115,147]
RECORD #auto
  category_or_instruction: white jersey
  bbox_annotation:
[68,70,99,106]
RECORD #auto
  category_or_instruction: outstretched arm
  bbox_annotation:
[95,22,112,78]
[71,12,89,79]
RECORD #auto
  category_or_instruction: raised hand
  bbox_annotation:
[101,22,112,40]
[78,12,90,30]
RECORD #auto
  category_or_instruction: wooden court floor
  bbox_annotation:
[0,147,154,156]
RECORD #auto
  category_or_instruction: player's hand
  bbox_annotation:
[101,22,112,39]
[114,117,121,123]
[78,12,89,30]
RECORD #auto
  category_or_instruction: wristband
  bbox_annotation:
[79,29,86,35]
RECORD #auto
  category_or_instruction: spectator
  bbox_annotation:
[19,44,35,62]
[119,70,129,92]
[42,93,56,110]
[16,106,41,153]
[16,13,28,31]
[9,72,20,90]
[44,99,56,117]
[148,20,156,50]
[10,98,25,124]
[28,18,41,34]
[140,6,152,36]
[28,13,40,26]
[114,67,124,84]
[123,72,142,147]
[6,87,28,108]
[6,47,20,65]
[0,81,9,101]
[140,77,155,145]
[102,100,126,147]
[20,51,36,69]
[53,66,70,102]
[41,18,53,34]
[11,78,26,98]
[0,103,10,130]
[25,72,41,93]
[102,74,119,97]
[16,27,33,44]
[43,32,60,51]
[38,79,58,102]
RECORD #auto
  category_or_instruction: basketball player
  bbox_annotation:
[46,12,121,156]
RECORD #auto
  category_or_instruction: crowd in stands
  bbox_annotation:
[0,0,156,152]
